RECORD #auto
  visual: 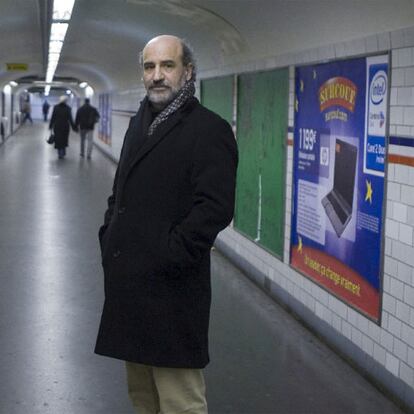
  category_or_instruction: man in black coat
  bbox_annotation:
[75,98,100,159]
[95,35,238,413]
[49,95,77,159]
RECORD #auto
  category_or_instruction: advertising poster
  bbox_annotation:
[290,55,388,322]
[98,93,112,145]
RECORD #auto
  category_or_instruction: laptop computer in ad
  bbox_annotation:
[322,138,358,237]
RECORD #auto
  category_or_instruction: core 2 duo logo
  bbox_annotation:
[370,70,387,105]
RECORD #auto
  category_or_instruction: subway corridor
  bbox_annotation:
[0,122,406,414]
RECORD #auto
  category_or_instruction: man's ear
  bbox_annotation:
[185,64,193,81]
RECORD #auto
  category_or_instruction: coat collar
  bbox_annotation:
[127,96,198,170]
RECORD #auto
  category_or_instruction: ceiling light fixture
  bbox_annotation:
[50,22,68,41]
[85,85,94,97]
[44,0,76,96]
[53,0,75,20]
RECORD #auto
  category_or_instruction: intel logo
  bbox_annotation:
[370,71,387,105]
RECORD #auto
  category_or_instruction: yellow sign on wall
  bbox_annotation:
[6,63,28,71]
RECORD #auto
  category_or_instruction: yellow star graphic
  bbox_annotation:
[297,236,303,254]
[300,79,304,92]
[365,179,373,204]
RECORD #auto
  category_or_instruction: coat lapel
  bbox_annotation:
[127,107,184,170]
[120,97,198,190]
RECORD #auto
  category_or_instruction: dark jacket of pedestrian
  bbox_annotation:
[49,101,76,149]
[75,101,100,130]
[94,96,238,369]
[42,101,50,116]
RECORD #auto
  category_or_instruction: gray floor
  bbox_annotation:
[0,121,406,414]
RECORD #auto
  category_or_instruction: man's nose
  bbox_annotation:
[153,65,164,81]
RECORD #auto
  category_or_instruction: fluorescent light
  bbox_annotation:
[9,81,18,87]
[46,72,55,83]
[49,40,63,54]
[48,61,58,69]
[53,0,75,21]
[79,82,88,88]
[66,90,71,95]
[45,0,76,95]
[50,23,68,41]
[3,84,11,94]
[46,70,55,81]
[85,85,94,97]
[48,53,60,63]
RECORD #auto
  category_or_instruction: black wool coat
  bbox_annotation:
[94,97,238,368]
[49,102,76,149]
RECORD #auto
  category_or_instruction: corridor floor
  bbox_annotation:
[0,122,406,413]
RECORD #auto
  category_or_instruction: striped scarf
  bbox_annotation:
[147,80,195,136]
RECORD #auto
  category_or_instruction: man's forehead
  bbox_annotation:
[143,37,183,62]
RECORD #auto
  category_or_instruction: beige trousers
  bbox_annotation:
[125,361,208,414]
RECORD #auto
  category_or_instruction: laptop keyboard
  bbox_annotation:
[327,192,348,224]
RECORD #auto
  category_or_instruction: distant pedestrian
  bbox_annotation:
[75,98,100,159]
[49,95,77,159]
[42,100,50,122]
[21,99,33,124]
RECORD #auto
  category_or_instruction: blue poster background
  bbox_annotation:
[99,93,112,145]
[290,55,388,320]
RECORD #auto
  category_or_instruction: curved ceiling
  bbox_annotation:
[1,0,414,95]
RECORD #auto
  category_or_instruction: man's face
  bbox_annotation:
[142,36,192,110]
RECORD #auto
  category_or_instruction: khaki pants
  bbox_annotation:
[126,361,208,414]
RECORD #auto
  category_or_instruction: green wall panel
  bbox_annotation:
[200,76,233,125]
[235,69,289,257]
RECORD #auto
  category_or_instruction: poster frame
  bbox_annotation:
[289,52,391,324]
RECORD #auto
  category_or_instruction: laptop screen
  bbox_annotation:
[333,139,358,209]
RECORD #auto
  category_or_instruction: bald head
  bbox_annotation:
[143,35,182,55]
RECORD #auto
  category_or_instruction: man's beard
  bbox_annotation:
[147,78,186,109]
[148,85,177,108]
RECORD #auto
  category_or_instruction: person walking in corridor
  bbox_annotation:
[95,35,238,414]
[75,98,100,159]
[49,95,77,159]
[21,98,33,124]
[42,100,50,121]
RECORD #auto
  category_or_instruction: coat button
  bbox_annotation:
[113,250,121,258]
[118,207,125,214]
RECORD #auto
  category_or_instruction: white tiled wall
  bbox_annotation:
[391,44,414,137]
[216,25,414,407]
[2,89,12,137]
[94,87,146,161]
